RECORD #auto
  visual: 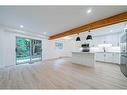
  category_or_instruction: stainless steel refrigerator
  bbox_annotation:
[120,28,127,77]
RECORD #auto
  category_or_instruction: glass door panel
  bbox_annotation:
[31,39,42,62]
[16,37,31,64]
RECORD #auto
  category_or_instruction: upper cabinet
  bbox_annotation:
[105,34,120,46]
[91,33,120,47]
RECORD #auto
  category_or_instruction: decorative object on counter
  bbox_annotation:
[86,30,92,40]
[103,47,106,52]
[81,44,90,52]
[76,33,81,41]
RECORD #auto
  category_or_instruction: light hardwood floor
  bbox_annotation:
[0,57,127,89]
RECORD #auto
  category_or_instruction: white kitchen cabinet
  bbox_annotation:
[91,32,121,64]
[95,53,105,61]
[91,37,99,47]
[108,34,119,46]
[91,33,120,47]
[100,34,119,46]
[98,36,105,44]
[105,53,113,63]
[95,52,120,64]
[105,35,112,44]
[113,53,120,64]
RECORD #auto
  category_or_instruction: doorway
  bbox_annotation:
[16,37,42,65]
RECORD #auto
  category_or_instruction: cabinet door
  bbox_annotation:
[90,37,95,47]
[105,53,113,63]
[99,36,105,44]
[95,53,104,61]
[113,53,120,64]
[100,34,120,46]
[105,35,112,44]
[105,34,120,46]
[92,37,99,47]
[112,34,120,46]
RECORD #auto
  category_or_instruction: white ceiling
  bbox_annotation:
[0,6,127,36]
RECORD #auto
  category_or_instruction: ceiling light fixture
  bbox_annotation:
[76,33,81,41]
[20,25,24,28]
[87,9,92,14]
[86,30,92,40]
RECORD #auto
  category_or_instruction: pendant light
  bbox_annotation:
[86,30,92,40]
[76,33,81,41]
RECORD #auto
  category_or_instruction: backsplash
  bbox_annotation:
[90,46,120,53]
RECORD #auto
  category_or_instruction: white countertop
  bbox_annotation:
[72,52,95,54]
[96,52,120,53]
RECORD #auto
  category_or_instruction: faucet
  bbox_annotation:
[103,47,106,52]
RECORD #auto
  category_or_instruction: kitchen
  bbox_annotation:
[70,22,126,68]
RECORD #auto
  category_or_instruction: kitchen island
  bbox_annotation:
[72,52,95,67]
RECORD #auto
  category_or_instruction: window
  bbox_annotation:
[55,42,63,49]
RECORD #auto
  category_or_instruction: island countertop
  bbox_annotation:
[72,51,95,54]
[72,51,95,67]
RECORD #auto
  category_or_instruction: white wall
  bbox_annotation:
[43,38,76,60]
[0,29,14,67]
[0,30,15,67]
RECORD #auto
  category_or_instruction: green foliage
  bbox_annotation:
[16,37,30,58]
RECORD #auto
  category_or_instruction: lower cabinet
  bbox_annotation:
[113,53,120,64]
[95,53,105,61]
[95,52,120,64]
[105,53,113,63]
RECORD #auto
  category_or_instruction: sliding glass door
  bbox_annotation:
[16,37,42,65]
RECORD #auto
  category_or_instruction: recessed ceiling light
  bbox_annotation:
[110,30,113,32]
[43,32,47,35]
[87,9,92,14]
[20,25,24,28]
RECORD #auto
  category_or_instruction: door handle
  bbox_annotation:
[15,48,17,52]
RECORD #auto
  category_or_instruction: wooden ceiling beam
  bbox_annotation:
[49,12,127,40]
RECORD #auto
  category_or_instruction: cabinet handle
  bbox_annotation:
[117,43,119,46]
[15,48,17,52]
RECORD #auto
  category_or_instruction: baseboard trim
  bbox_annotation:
[43,56,71,61]
[0,57,71,68]
[96,60,119,65]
